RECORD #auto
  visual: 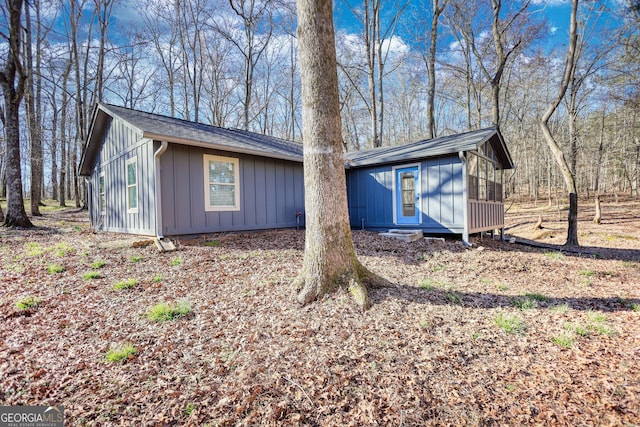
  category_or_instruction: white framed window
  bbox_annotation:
[99,172,106,214]
[126,157,138,213]
[204,154,240,211]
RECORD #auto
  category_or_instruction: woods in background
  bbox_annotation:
[0,0,639,217]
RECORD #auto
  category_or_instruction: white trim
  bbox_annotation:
[99,171,106,214]
[392,163,422,225]
[203,154,241,212]
[125,156,138,214]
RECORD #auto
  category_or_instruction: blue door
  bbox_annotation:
[395,166,420,224]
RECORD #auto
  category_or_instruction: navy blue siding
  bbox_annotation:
[160,144,304,235]
[346,155,465,234]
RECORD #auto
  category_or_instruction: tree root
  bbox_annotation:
[295,261,389,311]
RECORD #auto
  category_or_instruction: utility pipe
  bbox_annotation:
[154,141,169,238]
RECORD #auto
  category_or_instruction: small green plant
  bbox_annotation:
[113,278,137,291]
[496,283,509,291]
[579,270,595,277]
[15,296,41,310]
[550,303,570,313]
[170,257,182,266]
[585,311,614,336]
[24,242,44,257]
[47,264,65,274]
[130,255,144,263]
[631,303,640,312]
[147,300,192,322]
[525,293,549,302]
[431,264,447,272]
[586,310,607,324]
[54,242,75,257]
[544,251,566,260]
[203,240,220,247]
[152,275,163,283]
[83,271,101,280]
[495,313,527,335]
[505,384,517,392]
[552,334,575,349]
[510,296,537,310]
[185,403,195,416]
[105,343,137,363]
[445,292,462,305]
[419,279,436,290]
[91,260,107,269]
[219,346,238,370]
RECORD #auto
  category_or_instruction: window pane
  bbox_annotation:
[209,184,235,206]
[400,173,415,216]
[479,158,487,200]
[127,163,136,185]
[99,176,105,193]
[128,186,137,209]
[209,161,235,184]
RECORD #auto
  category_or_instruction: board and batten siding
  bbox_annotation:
[346,156,465,233]
[88,117,156,235]
[160,144,304,235]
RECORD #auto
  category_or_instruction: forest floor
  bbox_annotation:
[1,198,639,426]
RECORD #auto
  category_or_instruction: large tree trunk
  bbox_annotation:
[539,0,579,246]
[1,0,33,228]
[425,0,447,139]
[294,0,386,310]
[24,0,43,216]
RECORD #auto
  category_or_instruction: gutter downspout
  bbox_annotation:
[84,177,93,230]
[458,151,471,247]
[154,141,169,239]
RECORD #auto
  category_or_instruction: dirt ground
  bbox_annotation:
[1,198,639,426]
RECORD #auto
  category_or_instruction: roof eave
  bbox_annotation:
[143,132,303,163]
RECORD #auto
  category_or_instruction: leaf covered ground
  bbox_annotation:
[1,199,639,426]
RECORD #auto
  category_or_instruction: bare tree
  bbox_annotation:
[221,0,274,130]
[344,0,408,147]
[424,0,448,139]
[539,0,579,246]
[294,0,386,309]
[24,0,43,215]
[1,0,33,227]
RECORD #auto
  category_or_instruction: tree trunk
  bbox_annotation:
[539,0,579,246]
[593,194,601,224]
[24,0,43,216]
[294,0,386,310]
[425,0,446,139]
[1,0,33,228]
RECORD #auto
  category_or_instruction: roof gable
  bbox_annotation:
[345,127,514,169]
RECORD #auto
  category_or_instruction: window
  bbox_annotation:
[99,172,106,214]
[467,151,504,202]
[126,157,138,213]
[204,154,240,211]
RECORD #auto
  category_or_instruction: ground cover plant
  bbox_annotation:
[0,200,639,425]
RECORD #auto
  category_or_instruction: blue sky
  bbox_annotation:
[332,0,624,56]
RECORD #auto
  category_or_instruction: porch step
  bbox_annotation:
[155,238,176,252]
[379,229,424,242]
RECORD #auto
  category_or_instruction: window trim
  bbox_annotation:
[203,154,241,212]
[99,171,106,214]
[126,156,138,214]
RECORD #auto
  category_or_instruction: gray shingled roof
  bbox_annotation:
[345,127,514,169]
[79,103,303,176]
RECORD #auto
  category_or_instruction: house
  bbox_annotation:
[79,104,514,243]
[79,103,305,237]
[344,128,514,243]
